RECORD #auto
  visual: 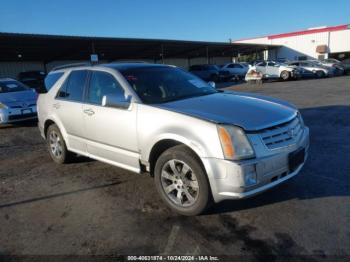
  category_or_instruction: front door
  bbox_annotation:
[266,61,280,77]
[82,70,139,172]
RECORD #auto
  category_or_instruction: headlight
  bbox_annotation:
[0,103,8,109]
[217,125,255,160]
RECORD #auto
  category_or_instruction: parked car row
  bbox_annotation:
[189,58,350,83]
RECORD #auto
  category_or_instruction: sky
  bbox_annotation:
[0,0,349,42]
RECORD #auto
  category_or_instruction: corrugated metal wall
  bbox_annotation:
[0,61,45,79]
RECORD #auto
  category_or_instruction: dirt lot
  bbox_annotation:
[1,76,350,259]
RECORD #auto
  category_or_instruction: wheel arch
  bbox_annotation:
[43,117,67,140]
[44,119,56,138]
[148,138,205,177]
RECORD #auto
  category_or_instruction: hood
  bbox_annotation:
[0,90,37,107]
[156,91,297,131]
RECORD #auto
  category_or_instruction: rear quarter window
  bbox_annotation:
[44,72,64,91]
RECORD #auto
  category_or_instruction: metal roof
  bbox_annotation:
[0,32,277,62]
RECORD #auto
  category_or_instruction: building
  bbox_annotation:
[0,32,275,79]
[234,24,350,62]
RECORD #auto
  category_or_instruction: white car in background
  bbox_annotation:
[220,63,249,80]
[288,61,330,78]
[252,61,301,81]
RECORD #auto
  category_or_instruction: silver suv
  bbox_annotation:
[37,63,309,216]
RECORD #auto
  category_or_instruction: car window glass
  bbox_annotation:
[57,70,87,101]
[87,71,125,105]
[44,72,64,91]
[267,62,275,66]
[257,62,266,66]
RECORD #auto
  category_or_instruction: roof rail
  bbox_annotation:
[51,62,92,71]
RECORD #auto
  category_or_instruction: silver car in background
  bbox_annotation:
[37,63,309,216]
[288,61,330,78]
[0,78,37,124]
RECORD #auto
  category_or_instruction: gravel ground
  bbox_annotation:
[0,76,349,260]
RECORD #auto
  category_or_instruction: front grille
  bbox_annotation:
[259,116,303,149]
[8,113,37,120]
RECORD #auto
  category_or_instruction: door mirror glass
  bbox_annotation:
[207,81,216,88]
[102,94,131,109]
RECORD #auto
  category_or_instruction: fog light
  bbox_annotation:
[245,172,257,186]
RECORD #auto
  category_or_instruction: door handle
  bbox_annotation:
[53,103,60,109]
[83,109,95,116]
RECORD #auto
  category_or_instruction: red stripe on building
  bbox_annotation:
[267,24,349,40]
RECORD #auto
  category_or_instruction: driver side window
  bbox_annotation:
[87,71,125,105]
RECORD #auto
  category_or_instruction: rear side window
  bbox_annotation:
[57,70,88,102]
[44,72,64,91]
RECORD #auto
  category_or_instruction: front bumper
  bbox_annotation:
[0,106,37,124]
[203,127,309,203]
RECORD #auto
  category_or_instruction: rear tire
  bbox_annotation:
[280,70,290,81]
[154,145,211,216]
[46,124,74,164]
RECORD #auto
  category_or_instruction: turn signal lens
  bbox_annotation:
[218,126,235,159]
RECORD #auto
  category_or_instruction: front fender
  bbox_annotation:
[137,104,224,164]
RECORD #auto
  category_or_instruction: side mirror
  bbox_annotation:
[208,81,216,88]
[102,94,131,109]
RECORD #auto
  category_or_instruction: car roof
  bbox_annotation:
[50,62,172,74]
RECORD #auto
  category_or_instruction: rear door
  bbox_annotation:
[54,70,88,153]
[82,70,139,172]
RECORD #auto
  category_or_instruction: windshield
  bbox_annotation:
[120,66,217,104]
[0,80,30,93]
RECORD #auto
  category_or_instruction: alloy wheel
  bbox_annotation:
[160,159,199,207]
[49,131,63,158]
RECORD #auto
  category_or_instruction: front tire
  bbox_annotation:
[46,124,74,164]
[280,70,290,81]
[154,145,210,216]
